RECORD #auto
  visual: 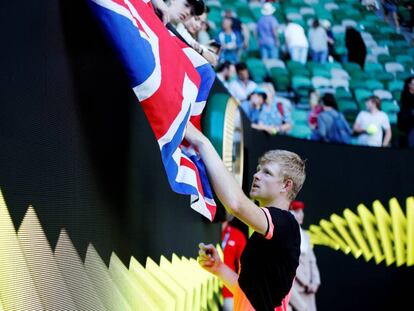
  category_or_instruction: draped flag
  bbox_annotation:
[89,0,216,220]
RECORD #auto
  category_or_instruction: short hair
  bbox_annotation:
[235,62,248,73]
[321,93,338,110]
[259,150,306,201]
[312,19,320,28]
[368,95,381,110]
[216,61,232,73]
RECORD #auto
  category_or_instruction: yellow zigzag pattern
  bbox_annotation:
[0,190,222,310]
[308,197,414,267]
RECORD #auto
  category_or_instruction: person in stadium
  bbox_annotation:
[185,122,305,310]
[229,62,257,102]
[221,211,247,311]
[289,201,321,311]
[353,96,392,147]
[397,76,414,147]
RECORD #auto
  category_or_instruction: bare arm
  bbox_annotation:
[198,243,239,293]
[353,121,366,134]
[382,127,392,147]
[185,123,268,235]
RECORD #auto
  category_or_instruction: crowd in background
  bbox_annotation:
[151,0,414,153]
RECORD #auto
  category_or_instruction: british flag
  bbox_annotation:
[89,0,216,220]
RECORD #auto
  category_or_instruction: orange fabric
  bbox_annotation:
[234,283,291,311]
[222,224,247,298]
[263,208,275,240]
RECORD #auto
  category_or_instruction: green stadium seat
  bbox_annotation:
[388,80,404,93]
[364,62,384,74]
[343,62,362,73]
[354,89,372,103]
[291,109,309,124]
[381,100,400,113]
[338,98,358,113]
[290,124,312,139]
[336,87,353,99]
[365,79,384,91]
[246,58,268,83]
[377,55,394,65]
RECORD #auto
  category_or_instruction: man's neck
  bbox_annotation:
[259,197,290,211]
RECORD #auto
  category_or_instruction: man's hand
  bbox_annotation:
[197,243,223,275]
[184,122,205,148]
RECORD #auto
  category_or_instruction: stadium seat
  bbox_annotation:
[291,109,309,124]
[385,62,405,75]
[331,78,349,89]
[246,58,268,83]
[388,80,404,93]
[290,123,312,139]
[381,99,400,113]
[373,89,393,100]
[312,76,331,89]
[365,79,384,91]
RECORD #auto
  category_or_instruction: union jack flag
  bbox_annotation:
[89,0,216,220]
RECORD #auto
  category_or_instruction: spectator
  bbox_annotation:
[176,10,218,66]
[223,9,250,54]
[311,93,352,143]
[353,96,392,147]
[321,20,335,61]
[345,26,367,69]
[289,201,321,311]
[397,76,414,147]
[229,62,258,102]
[240,88,267,124]
[197,17,211,45]
[222,211,247,311]
[284,20,309,65]
[217,61,237,89]
[216,17,240,63]
[256,3,280,60]
[153,0,205,25]
[383,0,400,32]
[308,90,323,130]
[252,85,293,135]
[308,19,328,64]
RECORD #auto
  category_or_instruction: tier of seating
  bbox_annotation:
[206,0,413,140]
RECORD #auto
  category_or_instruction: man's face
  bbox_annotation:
[365,99,374,111]
[238,69,249,81]
[184,13,206,34]
[250,162,285,205]
[250,93,264,108]
[169,0,194,23]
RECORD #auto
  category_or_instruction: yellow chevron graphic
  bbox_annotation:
[309,197,414,267]
[0,190,222,310]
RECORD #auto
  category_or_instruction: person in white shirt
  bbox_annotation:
[284,20,309,65]
[353,96,392,147]
[289,201,321,311]
[229,62,257,102]
[307,19,328,64]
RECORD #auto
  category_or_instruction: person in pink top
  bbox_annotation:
[185,123,306,310]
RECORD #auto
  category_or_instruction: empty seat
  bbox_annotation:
[373,89,393,100]
[331,68,350,80]
[331,78,349,89]
[263,59,286,70]
[385,62,405,74]
[312,76,331,89]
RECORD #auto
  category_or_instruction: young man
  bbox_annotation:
[185,124,306,310]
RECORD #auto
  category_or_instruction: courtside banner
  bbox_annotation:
[89,0,216,220]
